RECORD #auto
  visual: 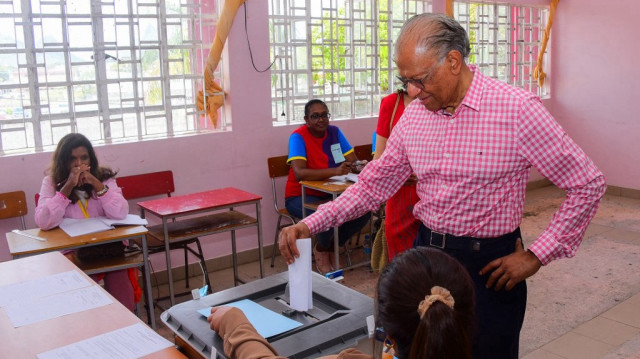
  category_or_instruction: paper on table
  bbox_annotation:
[198,299,303,339]
[4,285,113,327]
[0,270,91,308]
[59,214,148,237]
[288,237,312,311]
[328,173,358,183]
[37,323,173,359]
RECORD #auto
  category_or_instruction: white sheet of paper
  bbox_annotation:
[329,173,358,183]
[37,323,173,359]
[59,218,113,237]
[0,270,91,307]
[5,285,113,327]
[288,237,312,311]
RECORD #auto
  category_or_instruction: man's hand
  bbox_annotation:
[480,239,542,291]
[279,222,311,265]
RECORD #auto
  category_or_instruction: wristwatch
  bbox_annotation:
[96,185,109,197]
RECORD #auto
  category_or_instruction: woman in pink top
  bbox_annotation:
[35,133,135,311]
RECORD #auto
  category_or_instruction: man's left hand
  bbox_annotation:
[480,240,542,291]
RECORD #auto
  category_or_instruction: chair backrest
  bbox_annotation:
[353,144,373,162]
[0,190,28,230]
[267,156,290,213]
[117,170,175,200]
[267,155,290,179]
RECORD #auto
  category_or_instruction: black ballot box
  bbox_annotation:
[161,271,375,359]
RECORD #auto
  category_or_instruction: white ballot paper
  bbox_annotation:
[0,270,91,308]
[5,285,113,327]
[37,323,173,359]
[288,237,312,311]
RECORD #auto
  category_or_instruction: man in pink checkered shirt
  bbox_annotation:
[280,14,605,359]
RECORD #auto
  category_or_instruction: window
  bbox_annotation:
[454,2,549,98]
[0,0,221,155]
[269,0,431,125]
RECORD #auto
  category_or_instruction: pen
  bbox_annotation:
[11,229,46,241]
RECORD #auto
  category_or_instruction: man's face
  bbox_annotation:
[304,103,330,135]
[395,39,455,112]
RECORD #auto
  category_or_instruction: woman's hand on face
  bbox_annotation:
[80,169,103,191]
[62,164,90,194]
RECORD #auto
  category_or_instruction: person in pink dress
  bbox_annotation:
[35,133,136,311]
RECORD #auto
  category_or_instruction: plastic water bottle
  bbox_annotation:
[363,234,372,260]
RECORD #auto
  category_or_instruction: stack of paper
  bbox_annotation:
[328,173,359,183]
[59,214,148,237]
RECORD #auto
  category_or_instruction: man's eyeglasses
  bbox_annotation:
[396,62,440,90]
[308,112,331,121]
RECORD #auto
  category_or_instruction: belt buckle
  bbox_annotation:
[429,231,446,249]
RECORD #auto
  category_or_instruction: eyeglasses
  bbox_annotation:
[308,112,331,121]
[396,62,440,90]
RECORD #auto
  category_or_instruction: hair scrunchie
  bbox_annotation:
[417,286,455,318]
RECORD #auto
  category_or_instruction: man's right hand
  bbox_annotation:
[279,222,311,265]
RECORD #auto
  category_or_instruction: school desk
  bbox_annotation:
[0,251,185,358]
[137,187,264,306]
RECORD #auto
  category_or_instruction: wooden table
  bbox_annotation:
[137,187,264,306]
[6,225,156,329]
[300,180,352,269]
[0,251,185,358]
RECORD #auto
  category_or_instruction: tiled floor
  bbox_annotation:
[143,186,640,358]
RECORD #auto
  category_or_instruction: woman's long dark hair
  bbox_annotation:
[376,247,475,359]
[50,133,116,203]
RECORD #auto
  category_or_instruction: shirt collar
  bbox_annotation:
[458,65,484,113]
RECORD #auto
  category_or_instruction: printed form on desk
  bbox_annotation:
[37,323,173,359]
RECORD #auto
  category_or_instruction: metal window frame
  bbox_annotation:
[0,0,223,155]
[268,0,431,126]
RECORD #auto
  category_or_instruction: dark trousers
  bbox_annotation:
[414,224,527,359]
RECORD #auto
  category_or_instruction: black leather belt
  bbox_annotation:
[421,225,521,252]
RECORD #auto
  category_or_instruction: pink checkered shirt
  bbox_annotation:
[303,66,606,265]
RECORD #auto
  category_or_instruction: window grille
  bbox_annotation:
[269,0,431,125]
[0,0,221,155]
[454,2,549,98]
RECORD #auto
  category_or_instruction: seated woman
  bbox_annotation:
[284,99,370,273]
[34,133,136,311]
[207,247,475,359]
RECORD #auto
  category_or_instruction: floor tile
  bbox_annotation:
[602,302,640,328]
[542,332,614,359]
[573,316,640,346]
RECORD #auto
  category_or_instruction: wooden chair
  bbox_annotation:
[353,143,373,162]
[267,155,299,267]
[0,191,28,230]
[117,171,211,294]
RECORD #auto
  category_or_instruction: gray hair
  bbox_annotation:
[394,14,471,63]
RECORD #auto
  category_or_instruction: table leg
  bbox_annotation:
[256,202,264,278]
[332,193,340,270]
[141,234,156,330]
[231,230,238,285]
[301,186,307,218]
[163,218,175,306]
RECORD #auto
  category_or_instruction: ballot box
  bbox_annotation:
[161,271,374,359]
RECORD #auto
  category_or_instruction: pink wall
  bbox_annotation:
[1,0,633,266]
[548,0,639,189]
